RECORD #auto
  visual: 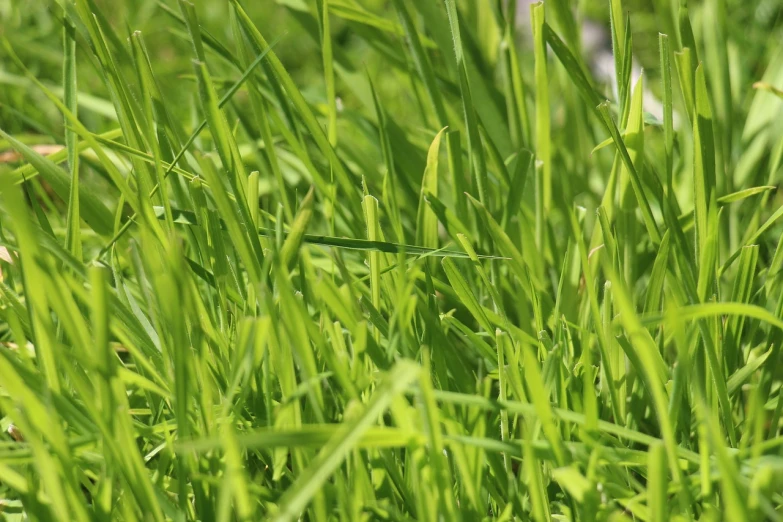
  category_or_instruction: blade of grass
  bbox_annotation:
[271,361,420,522]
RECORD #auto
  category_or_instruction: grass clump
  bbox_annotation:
[1,0,783,520]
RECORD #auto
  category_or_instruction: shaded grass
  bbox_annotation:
[1,0,783,520]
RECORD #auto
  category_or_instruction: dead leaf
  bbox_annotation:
[0,144,64,163]
[7,424,23,442]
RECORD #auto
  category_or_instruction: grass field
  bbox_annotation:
[1,0,783,520]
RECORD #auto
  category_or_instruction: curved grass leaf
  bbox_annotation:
[152,205,505,259]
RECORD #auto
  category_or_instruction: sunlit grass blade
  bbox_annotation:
[444,0,489,208]
[271,361,420,522]
[693,63,717,259]
[280,187,315,270]
[596,101,661,245]
[416,127,447,250]
[659,33,674,191]
[62,18,81,259]
[531,2,551,213]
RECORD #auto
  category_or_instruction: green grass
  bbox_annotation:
[1,0,783,520]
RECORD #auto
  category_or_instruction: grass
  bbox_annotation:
[1,0,783,520]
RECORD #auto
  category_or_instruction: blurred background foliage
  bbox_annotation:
[3,0,781,136]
